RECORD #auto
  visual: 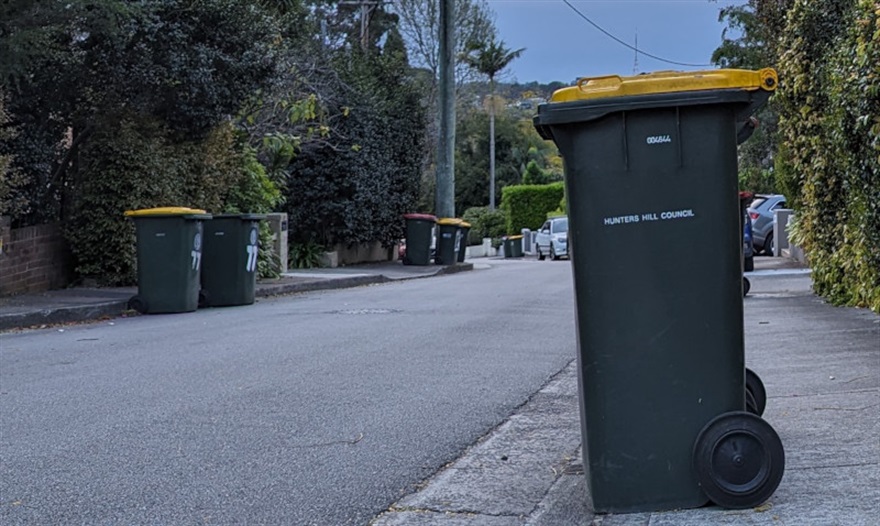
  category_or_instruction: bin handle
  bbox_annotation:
[577,75,623,93]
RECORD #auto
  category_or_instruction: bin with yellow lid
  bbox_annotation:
[533,69,784,513]
[502,234,524,258]
[434,218,462,265]
[124,207,212,314]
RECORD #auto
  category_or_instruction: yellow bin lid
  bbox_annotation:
[550,68,778,103]
[124,206,208,217]
[507,235,524,240]
[437,218,463,226]
[459,221,472,228]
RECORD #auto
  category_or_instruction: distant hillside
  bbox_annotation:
[460,80,571,106]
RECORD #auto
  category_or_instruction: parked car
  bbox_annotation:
[535,216,568,260]
[748,194,787,255]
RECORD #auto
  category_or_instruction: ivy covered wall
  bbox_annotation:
[776,0,880,311]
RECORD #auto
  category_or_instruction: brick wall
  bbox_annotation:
[0,216,73,296]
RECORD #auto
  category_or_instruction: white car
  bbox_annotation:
[535,216,568,260]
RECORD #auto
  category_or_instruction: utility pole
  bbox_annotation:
[435,0,455,219]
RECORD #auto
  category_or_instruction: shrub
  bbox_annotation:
[462,206,507,245]
[500,182,565,234]
[289,240,325,269]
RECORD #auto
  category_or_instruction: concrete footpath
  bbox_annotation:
[0,261,472,332]
[370,258,880,526]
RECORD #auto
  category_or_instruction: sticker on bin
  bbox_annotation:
[245,228,259,272]
[191,232,202,270]
[603,209,696,227]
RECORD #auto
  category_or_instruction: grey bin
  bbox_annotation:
[533,68,784,514]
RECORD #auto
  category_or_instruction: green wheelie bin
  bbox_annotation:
[434,218,462,265]
[507,235,524,258]
[124,207,212,314]
[456,221,472,263]
[402,213,436,265]
[533,68,784,513]
[200,214,266,307]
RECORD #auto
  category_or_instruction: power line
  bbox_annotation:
[560,0,714,68]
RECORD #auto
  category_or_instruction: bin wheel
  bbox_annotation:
[693,411,785,509]
[745,389,759,415]
[198,290,209,309]
[745,368,767,416]
[127,295,147,314]
[743,277,751,297]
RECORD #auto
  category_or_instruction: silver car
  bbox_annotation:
[536,216,568,260]
[748,194,787,255]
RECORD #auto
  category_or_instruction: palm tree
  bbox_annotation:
[462,37,524,210]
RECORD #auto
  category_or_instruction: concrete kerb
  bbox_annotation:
[371,361,583,526]
[0,262,474,332]
[0,299,130,332]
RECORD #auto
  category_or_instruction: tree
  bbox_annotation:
[0,0,284,227]
[281,4,427,249]
[394,0,496,89]
[455,109,532,212]
[712,1,791,192]
[393,0,498,214]
[461,37,524,210]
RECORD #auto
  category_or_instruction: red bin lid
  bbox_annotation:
[403,213,437,222]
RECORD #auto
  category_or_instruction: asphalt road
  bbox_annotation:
[0,259,577,525]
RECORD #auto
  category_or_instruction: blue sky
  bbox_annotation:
[487,0,747,84]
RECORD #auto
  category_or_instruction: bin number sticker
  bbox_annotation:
[245,228,259,272]
[191,232,202,271]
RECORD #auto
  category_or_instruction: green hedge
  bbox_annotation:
[66,117,252,285]
[776,0,880,312]
[500,182,565,234]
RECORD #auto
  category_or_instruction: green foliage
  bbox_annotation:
[712,2,784,195]
[256,223,281,279]
[738,166,777,195]
[289,240,325,269]
[776,0,880,312]
[522,159,558,185]
[461,206,507,245]
[455,110,535,211]
[284,39,427,249]
[223,146,283,214]
[0,92,28,217]
[500,182,565,234]
[65,116,247,285]
[1,0,285,228]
